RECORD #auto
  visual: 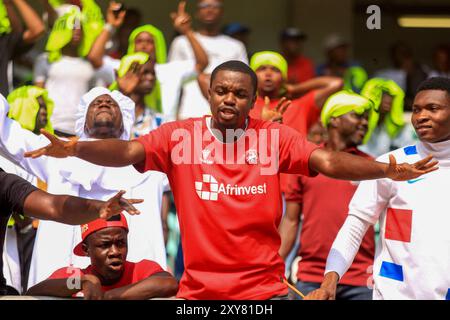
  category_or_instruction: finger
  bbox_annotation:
[419,166,439,175]
[275,97,287,113]
[421,160,439,171]
[24,147,46,159]
[178,1,186,14]
[40,129,60,143]
[264,96,270,109]
[170,12,177,21]
[113,190,127,200]
[30,148,49,159]
[127,199,144,205]
[413,155,434,169]
[279,100,292,115]
[388,154,397,168]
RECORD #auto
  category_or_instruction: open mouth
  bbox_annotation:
[219,108,237,121]
[108,261,123,270]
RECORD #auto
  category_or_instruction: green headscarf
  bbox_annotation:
[250,51,288,79]
[361,78,405,143]
[0,0,11,35]
[128,25,167,64]
[46,1,104,62]
[127,25,167,113]
[321,90,374,127]
[343,66,368,94]
[7,86,55,134]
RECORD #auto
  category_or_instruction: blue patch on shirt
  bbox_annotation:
[446,289,450,300]
[380,261,404,282]
[404,146,418,156]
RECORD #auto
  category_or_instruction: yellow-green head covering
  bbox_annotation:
[7,86,55,134]
[128,25,167,64]
[46,1,104,62]
[250,51,288,79]
[109,52,162,113]
[343,66,368,93]
[361,78,405,143]
[321,90,374,127]
[0,0,11,35]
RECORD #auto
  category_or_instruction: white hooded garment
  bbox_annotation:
[0,89,168,289]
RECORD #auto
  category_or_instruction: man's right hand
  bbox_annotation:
[24,129,78,159]
[107,1,126,28]
[304,272,339,300]
[81,275,104,300]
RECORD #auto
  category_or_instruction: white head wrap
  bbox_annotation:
[74,87,135,141]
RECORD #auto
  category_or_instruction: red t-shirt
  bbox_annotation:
[134,116,320,300]
[285,147,375,287]
[287,55,316,84]
[49,260,164,292]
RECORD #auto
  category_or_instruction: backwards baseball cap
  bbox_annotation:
[73,214,129,256]
[250,51,288,79]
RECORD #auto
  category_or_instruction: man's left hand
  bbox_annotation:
[99,191,143,220]
[385,154,439,181]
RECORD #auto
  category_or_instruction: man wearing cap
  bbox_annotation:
[0,89,169,288]
[27,214,178,300]
[280,27,315,85]
[25,61,438,300]
[279,91,375,300]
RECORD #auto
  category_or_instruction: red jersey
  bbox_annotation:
[49,260,164,292]
[135,116,320,300]
[285,147,375,287]
[287,55,316,84]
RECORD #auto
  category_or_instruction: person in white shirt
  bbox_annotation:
[168,0,248,120]
[306,77,450,300]
[0,88,169,288]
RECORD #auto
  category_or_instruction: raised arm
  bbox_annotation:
[171,1,208,73]
[103,272,178,300]
[24,129,146,168]
[286,76,344,106]
[87,1,126,69]
[12,0,45,43]
[309,148,438,182]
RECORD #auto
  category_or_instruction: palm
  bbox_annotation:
[171,1,192,35]
[24,129,78,159]
[261,97,291,123]
[386,155,439,181]
[99,191,144,220]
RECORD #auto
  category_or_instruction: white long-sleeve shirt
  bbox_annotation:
[326,141,450,300]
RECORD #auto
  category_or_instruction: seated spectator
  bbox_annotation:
[27,214,178,300]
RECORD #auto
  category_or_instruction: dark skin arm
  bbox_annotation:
[27,274,105,300]
[278,201,302,260]
[104,272,178,300]
[25,129,439,182]
[9,0,45,44]
[23,189,143,225]
[38,0,59,29]
[286,76,344,106]
[304,272,339,300]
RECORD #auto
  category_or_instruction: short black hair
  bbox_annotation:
[417,77,450,97]
[210,60,258,96]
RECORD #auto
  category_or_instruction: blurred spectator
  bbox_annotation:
[0,0,45,96]
[108,7,142,60]
[27,215,178,300]
[375,42,428,111]
[279,91,375,300]
[223,22,251,58]
[280,27,315,84]
[428,44,450,79]
[360,78,417,157]
[168,0,248,120]
[317,33,368,93]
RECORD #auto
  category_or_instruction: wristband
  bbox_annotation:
[104,23,117,35]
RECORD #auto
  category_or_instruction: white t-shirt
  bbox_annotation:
[34,54,97,135]
[168,32,248,120]
[330,141,450,300]
[101,57,195,122]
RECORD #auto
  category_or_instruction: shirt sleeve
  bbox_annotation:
[135,260,165,280]
[133,122,174,174]
[278,124,321,176]
[0,169,38,217]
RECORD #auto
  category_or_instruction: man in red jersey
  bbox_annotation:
[27,214,178,300]
[25,61,438,300]
[279,91,376,300]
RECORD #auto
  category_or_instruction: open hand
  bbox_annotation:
[99,190,144,220]
[107,1,126,28]
[116,61,141,96]
[24,129,78,159]
[261,97,291,123]
[170,1,192,35]
[386,154,439,181]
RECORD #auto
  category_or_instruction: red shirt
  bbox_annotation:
[134,116,320,300]
[287,55,316,84]
[49,260,164,292]
[250,91,321,193]
[285,147,375,287]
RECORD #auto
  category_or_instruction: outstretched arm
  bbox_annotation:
[309,148,438,182]
[25,130,146,168]
[286,76,344,106]
[24,189,143,225]
[12,0,45,43]
[104,272,178,300]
